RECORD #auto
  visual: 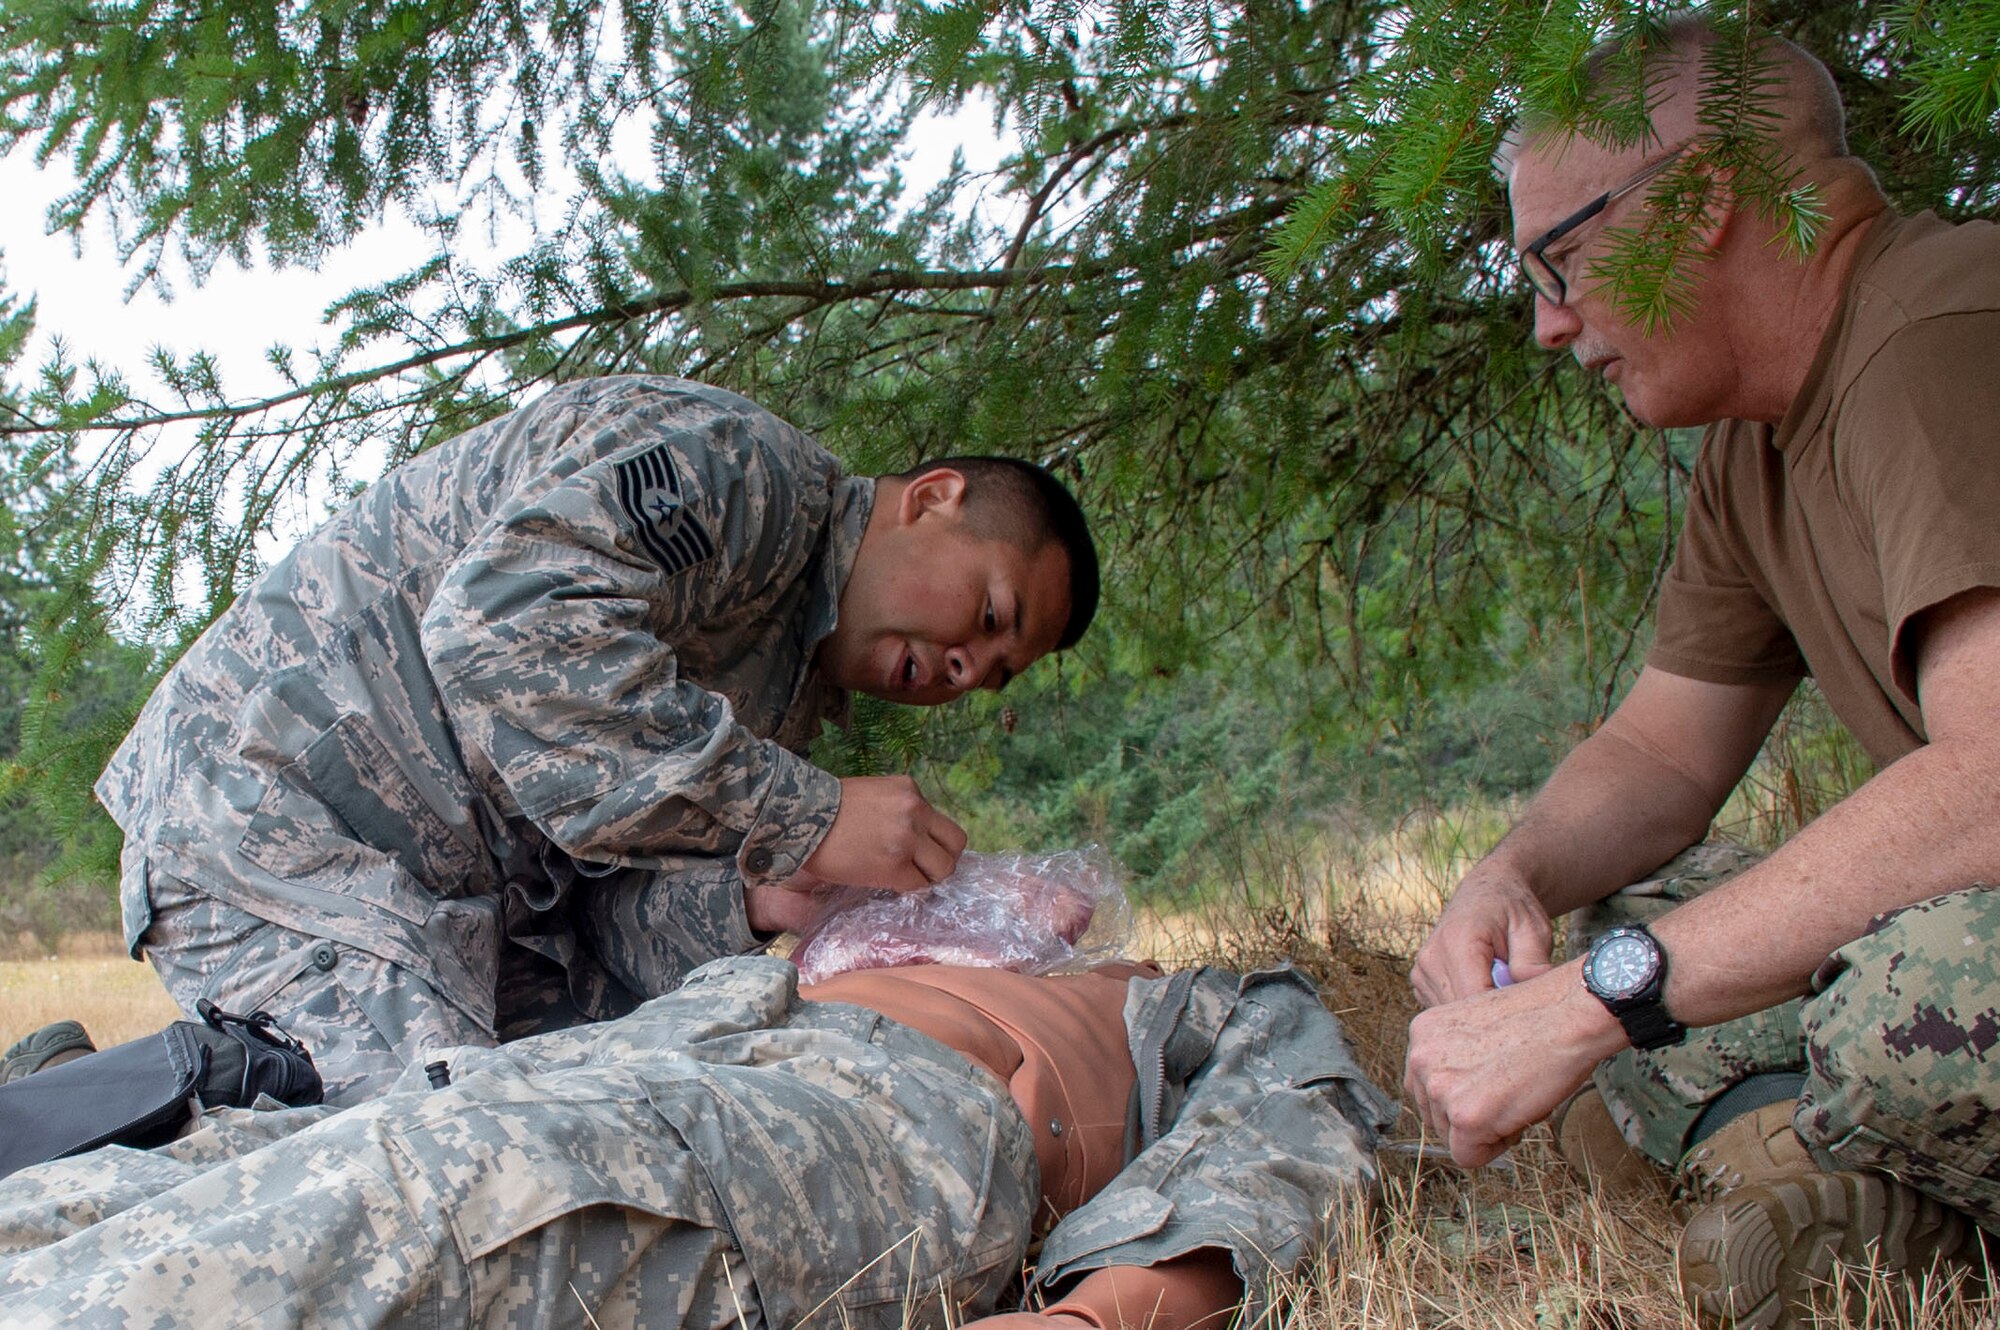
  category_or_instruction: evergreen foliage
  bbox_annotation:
[0,1,1992,894]
[0,300,151,925]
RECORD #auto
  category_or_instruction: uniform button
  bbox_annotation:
[744,848,774,875]
[1048,1119,1064,1136]
[310,941,338,971]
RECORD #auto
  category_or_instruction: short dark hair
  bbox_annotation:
[895,455,1100,650]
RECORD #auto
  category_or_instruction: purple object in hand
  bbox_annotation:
[1491,958,1514,988]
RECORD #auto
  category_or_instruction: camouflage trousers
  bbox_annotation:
[0,957,1037,1329]
[143,872,590,1105]
[1574,843,2000,1230]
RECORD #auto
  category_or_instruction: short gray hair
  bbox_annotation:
[1496,11,1848,181]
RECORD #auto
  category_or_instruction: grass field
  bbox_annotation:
[0,931,180,1049]
[2,819,1993,1327]
[1142,810,1996,1330]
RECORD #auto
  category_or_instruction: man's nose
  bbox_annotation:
[1533,293,1582,351]
[944,644,986,690]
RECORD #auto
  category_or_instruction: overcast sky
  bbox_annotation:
[0,105,1004,406]
[0,156,434,400]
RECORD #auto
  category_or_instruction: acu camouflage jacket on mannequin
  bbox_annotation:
[0,957,1400,1329]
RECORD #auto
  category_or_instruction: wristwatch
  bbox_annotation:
[1581,924,1687,1051]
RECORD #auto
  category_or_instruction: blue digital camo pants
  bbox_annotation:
[137,851,762,1105]
[1573,843,2000,1230]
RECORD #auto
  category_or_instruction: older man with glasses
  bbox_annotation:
[1516,144,1691,310]
[1403,14,2000,1330]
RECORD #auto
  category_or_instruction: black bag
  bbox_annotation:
[0,1000,323,1181]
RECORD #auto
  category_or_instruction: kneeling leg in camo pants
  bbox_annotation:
[1572,843,2000,1231]
[141,872,586,1106]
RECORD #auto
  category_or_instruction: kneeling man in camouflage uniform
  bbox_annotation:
[81,376,1100,1104]
[0,953,1393,1329]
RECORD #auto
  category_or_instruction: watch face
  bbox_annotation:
[1587,931,1659,1001]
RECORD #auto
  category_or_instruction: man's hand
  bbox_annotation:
[1409,865,1555,1008]
[803,775,968,891]
[1408,668,1790,1011]
[744,879,840,936]
[961,1316,1094,1330]
[1403,964,1625,1166]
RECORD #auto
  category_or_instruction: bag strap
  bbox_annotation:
[194,999,322,1106]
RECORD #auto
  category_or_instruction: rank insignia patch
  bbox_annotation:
[616,445,717,576]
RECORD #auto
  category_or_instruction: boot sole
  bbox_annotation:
[0,1020,95,1084]
[1677,1171,1974,1329]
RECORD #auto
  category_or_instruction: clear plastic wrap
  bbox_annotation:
[789,846,1135,984]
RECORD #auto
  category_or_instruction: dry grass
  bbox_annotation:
[1150,809,1999,1330]
[0,930,182,1050]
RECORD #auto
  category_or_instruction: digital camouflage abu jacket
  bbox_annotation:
[97,377,873,1033]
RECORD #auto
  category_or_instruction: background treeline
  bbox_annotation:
[0,0,1993,937]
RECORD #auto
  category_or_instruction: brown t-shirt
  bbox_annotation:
[1648,210,2000,766]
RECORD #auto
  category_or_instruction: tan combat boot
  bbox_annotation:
[1548,1085,1668,1199]
[1674,1099,1986,1329]
[1674,1099,1819,1209]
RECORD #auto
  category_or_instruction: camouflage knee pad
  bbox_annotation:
[1571,843,1808,1166]
[1797,885,2000,1231]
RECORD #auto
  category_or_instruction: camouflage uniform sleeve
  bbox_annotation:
[1028,969,1397,1316]
[420,382,842,891]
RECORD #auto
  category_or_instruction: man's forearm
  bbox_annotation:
[1412,669,1790,1008]
[1651,591,2000,1025]
[1480,723,1727,916]
[1649,734,2000,1026]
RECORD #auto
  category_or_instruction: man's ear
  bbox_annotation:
[1692,164,1739,253]
[896,467,968,525]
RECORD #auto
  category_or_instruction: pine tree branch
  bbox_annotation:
[0,267,1087,436]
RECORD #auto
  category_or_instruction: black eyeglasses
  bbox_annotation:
[1519,145,1691,306]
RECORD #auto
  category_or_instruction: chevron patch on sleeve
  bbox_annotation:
[616,445,717,576]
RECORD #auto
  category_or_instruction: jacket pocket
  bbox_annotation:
[240,714,489,925]
[645,1036,1036,1324]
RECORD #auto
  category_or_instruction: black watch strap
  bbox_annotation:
[1613,999,1687,1052]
